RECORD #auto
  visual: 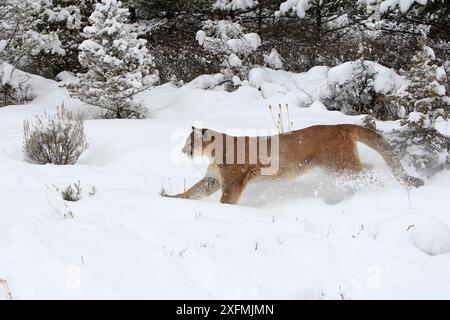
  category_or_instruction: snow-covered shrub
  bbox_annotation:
[276,0,313,18]
[323,58,419,120]
[23,105,88,165]
[264,49,284,70]
[213,0,258,11]
[360,0,430,15]
[0,82,31,107]
[68,0,158,119]
[61,180,82,202]
[361,114,376,130]
[323,58,381,116]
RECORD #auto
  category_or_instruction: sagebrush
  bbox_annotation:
[61,181,82,202]
[23,105,88,165]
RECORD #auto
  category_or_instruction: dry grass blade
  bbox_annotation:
[0,279,12,300]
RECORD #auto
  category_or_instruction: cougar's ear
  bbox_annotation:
[192,126,202,138]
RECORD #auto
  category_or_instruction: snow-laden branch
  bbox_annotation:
[213,0,259,11]
[275,0,429,18]
[362,0,428,14]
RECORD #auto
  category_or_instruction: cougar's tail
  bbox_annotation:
[347,125,424,188]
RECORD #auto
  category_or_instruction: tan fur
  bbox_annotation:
[164,124,424,205]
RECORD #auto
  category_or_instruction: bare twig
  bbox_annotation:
[268,105,280,133]
[278,104,284,133]
[0,279,12,300]
[286,103,292,131]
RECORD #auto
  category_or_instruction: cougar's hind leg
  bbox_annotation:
[219,169,251,205]
[326,136,363,175]
[220,183,246,205]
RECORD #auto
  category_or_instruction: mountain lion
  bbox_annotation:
[163,124,424,204]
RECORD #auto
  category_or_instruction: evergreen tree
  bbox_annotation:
[0,1,64,66]
[381,36,450,176]
[196,0,262,89]
[68,0,159,119]
[363,0,449,40]
[396,36,449,130]
[276,0,367,37]
[0,0,97,77]
[31,0,98,76]
[323,58,378,116]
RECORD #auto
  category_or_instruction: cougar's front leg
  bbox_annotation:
[163,177,220,200]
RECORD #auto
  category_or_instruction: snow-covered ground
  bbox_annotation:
[1,65,450,299]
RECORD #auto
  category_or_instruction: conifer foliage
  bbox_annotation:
[382,36,450,176]
[398,36,449,130]
[68,0,158,119]
[195,0,261,89]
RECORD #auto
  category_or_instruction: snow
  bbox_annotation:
[1,64,450,299]
[227,54,242,68]
[248,60,405,108]
[425,45,436,60]
[241,33,261,51]
[264,49,284,70]
[213,0,258,11]
[436,67,447,82]
[370,61,406,94]
[44,5,83,29]
[407,215,450,256]
[188,74,226,90]
[0,63,15,85]
[55,71,77,83]
[276,0,312,18]
[195,30,207,46]
[278,0,429,18]
[379,0,427,13]
[434,83,446,96]
[197,20,261,56]
[23,30,66,56]
[407,111,434,128]
[0,40,8,53]
[328,62,355,85]
[327,60,405,95]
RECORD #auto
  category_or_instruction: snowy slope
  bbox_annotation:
[1,66,450,299]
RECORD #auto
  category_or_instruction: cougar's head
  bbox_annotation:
[182,127,218,159]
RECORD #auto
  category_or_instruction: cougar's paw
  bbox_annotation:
[160,190,174,198]
[406,176,425,188]
[161,193,186,199]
